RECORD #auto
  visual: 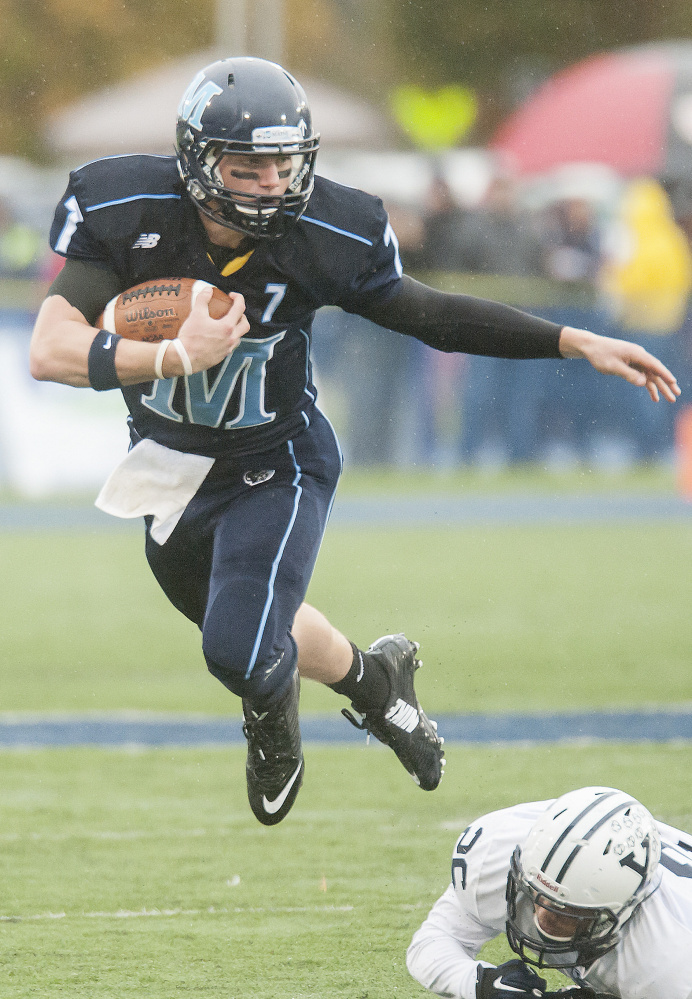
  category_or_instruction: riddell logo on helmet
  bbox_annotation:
[535,871,561,893]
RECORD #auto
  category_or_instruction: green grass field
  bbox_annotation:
[3,743,692,998]
[2,519,690,713]
[2,489,691,996]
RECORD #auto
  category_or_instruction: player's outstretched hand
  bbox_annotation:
[177,286,250,374]
[477,960,547,999]
[559,326,681,403]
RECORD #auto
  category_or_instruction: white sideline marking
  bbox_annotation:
[0,827,223,843]
[1,904,355,922]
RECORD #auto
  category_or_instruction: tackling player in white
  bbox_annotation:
[407,786,692,999]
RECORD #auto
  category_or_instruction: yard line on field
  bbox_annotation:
[0,827,217,842]
[0,904,355,922]
[0,815,407,842]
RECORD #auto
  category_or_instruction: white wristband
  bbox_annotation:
[154,338,193,380]
[170,337,193,376]
[154,339,169,381]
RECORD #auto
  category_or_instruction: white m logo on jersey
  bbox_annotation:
[177,71,223,131]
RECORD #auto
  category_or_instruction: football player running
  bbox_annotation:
[407,786,692,999]
[30,57,679,826]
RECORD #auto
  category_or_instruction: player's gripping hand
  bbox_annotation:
[175,286,250,375]
[477,960,547,999]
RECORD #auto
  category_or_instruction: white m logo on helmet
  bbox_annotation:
[178,71,223,131]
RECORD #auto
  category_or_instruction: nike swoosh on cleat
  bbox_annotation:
[262,760,302,815]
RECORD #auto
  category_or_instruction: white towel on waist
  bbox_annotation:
[95,438,215,545]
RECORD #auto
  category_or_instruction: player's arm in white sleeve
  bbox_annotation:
[407,808,541,999]
[407,883,497,999]
[407,803,553,999]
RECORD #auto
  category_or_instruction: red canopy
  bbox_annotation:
[490,47,677,177]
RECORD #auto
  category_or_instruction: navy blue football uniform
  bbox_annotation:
[48,153,412,706]
[38,56,593,820]
[50,153,403,459]
[46,150,565,716]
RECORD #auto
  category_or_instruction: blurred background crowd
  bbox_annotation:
[3,0,692,492]
[313,162,692,473]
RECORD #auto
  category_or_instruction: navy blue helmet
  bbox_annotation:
[176,56,320,239]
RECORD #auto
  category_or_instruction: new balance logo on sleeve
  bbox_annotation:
[131,233,161,249]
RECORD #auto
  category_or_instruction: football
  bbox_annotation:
[97,278,232,342]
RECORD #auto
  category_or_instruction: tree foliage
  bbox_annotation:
[4,0,692,160]
[381,0,692,139]
[0,0,214,160]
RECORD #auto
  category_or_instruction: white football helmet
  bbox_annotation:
[506,786,662,970]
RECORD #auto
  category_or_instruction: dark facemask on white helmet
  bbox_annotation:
[506,787,662,971]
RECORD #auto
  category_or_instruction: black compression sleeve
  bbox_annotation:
[355,275,564,359]
[47,259,123,327]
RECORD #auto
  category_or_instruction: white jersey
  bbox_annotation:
[406,800,692,999]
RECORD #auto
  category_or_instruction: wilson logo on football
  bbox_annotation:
[126,307,178,323]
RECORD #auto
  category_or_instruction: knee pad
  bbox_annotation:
[204,632,298,708]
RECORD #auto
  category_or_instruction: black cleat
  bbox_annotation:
[242,669,304,825]
[342,634,445,790]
